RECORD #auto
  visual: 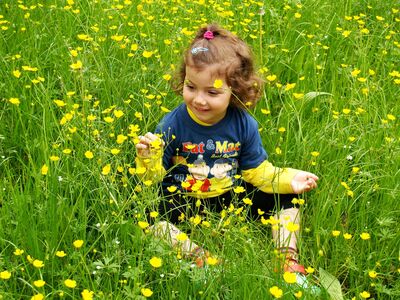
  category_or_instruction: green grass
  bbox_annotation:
[1,0,399,299]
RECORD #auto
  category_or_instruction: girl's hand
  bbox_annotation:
[135,132,164,157]
[291,171,319,194]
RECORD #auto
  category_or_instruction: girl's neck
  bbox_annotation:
[186,106,213,126]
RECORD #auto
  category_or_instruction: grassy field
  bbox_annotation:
[1,0,399,299]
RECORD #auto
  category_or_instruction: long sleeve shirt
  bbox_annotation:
[135,104,299,198]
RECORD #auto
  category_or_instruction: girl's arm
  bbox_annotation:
[241,160,318,194]
[135,132,166,181]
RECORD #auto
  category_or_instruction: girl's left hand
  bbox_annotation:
[291,171,319,194]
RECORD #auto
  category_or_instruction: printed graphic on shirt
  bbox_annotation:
[171,139,239,192]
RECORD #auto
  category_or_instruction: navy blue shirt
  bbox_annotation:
[156,104,267,193]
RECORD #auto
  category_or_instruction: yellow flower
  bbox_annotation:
[162,74,171,81]
[149,256,162,268]
[81,289,94,300]
[343,233,352,240]
[70,60,83,70]
[285,83,296,91]
[305,266,315,273]
[141,288,153,297]
[275,147,282,155]
[33,279,46,288]
[311,151,320,157]
[149,211,159,218]
[13,69,22,78]
[387,114,396,121]
[368,270,377,278]
[233,186,245,193]
[206,256,219,266]
[167,186,177,193]
[56,250,67,258]
[32,259,45,268]
[286,222,300,232]
[110,148,120,155]
[176,232,188,241]
[131,43,138,51]
[138,221,149,229]
[113,109,124,118]
[360,232,370,240]
[102,164,111,175]
[73,240,84,249]
[294,291,303,298]
[14,248,24,256]
[269,286,283,298]
[266,75,277,82]
[63,148,72,155]
[332,230,341,237]
[261,108,271,115]
[213,79,223,88]
[359,291,370,299]
[342,108,351,114]
[294,12,301,18]
[283,271,297,284]
[342,30,351,38]
[9,97,21,106]
[142,50,153,58]
[84,151,94,159]
[243,198,253,205]
[31,294,44,300]
[351,69,361,77]
[64,279,77,288]
[0,270,11,280]
[160,106,171,113]
[293,93,304,99]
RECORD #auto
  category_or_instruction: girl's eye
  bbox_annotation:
[208,90,219,95]
[185,85,195,90]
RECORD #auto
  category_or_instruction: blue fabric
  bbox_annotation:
[155,104,267,192]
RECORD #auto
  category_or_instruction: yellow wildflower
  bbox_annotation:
[213,79,223,88]
[73,240,84,249]
[64,279,77,288]
[33,279,46,288]
[269,286,283,298]
[141,288,153,298]
[0,270,11,280]
[149,256,162,268]
[283,271,297,284]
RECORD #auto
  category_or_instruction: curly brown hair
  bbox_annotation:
[172,23,263,109]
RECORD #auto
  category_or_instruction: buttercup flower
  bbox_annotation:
[0,270,11,280]
[269,286,283,298]
[14,248,24,256]
[81,289,94,300]
[141,288,153,297]
[213,79,223,89]
[64,279,77,288]
[33,279,46,288]
[73,240,84,249]
[283,271,297,284]
[149,256,162,268]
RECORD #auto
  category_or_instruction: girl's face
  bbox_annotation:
[183,65,232,125]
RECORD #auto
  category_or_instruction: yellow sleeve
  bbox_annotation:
[241,160,300,194]
[135,148,166,183]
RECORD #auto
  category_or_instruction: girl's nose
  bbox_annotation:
[193,93,206,105]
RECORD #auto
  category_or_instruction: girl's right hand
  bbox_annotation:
[135,132,165,157]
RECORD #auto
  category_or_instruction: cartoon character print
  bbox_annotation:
[184,154,211,192]
[209,158,237,189]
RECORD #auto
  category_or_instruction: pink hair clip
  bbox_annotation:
[203,30,214,40]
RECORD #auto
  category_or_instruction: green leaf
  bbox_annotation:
[303,92,333,101]
[319,268,344,300]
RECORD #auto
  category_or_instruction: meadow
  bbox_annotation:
[0,0,399,299]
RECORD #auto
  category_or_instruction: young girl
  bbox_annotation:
[135,24,318,273]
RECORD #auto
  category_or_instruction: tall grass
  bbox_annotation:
[1,0,399,299]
